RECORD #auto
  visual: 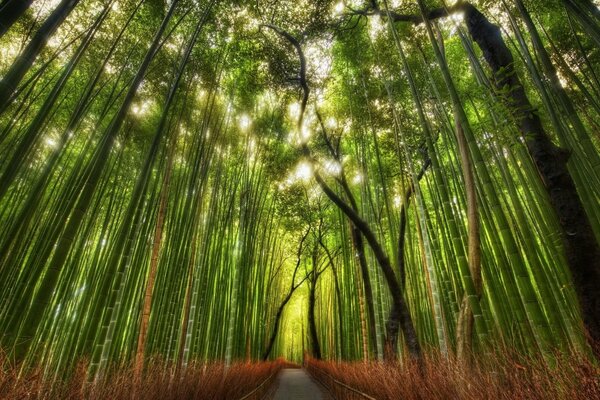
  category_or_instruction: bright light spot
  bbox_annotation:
[288,102,301,119]
[34,0,62,16]
[334,2,345,14]
[305,39,332,82]
[440,11,465,35]
[393,195,403,208]
[372,65,383,78]
[45,137,58,148]
[352,173,363,184]
[131,99,153,116]
[105,62,116,74]
[326,117,337,129]
[323,160,341,176]
[48,36,61,48]
[368,15,385,40]
[239,114,252,131]
[300,125,312,143]
[0,41,21,65]
[295,161,313,182]
[74,285,86,296]
[557,71,569,88]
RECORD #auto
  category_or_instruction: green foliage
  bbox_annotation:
[0,0,598,382]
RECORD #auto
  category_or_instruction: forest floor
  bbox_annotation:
[271,368,328,400]
[305,352,600,400]
[2,351,598,399]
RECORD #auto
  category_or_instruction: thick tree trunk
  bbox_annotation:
[314,172,422,360]
[308,274,321,359]
[0,0,80,113]
[458,3,600,355]
[336,172,380,359]
[375,0,600,356]
[263,23,422,361]
[0,0,33,37]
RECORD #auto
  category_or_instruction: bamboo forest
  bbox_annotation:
[1,0,600,398]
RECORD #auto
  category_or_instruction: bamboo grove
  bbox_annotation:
[0,0,599,384]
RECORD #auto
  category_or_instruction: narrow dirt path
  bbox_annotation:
[272,368,327,399]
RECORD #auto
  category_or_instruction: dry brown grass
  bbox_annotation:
[0,352,294,400]
[306,350,600,400]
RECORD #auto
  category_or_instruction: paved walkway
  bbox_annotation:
[272,368,327,400]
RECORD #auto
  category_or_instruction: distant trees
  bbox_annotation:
[0,0,598,380]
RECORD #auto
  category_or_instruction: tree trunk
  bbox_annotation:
[459,2,600,356]
[351,225,378,359]
[308,273,321,359]
[0,1,110,200]
[454,112,481,365]
[134,144,173,385]
[314,172,422,361]
[262,297,290,361]
[0,0,81,113]
[263,23,421,361]
[0,0,33,37]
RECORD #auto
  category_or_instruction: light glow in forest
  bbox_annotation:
[0,0,599,399]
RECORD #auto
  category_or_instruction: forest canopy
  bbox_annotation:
[0,0,599,395]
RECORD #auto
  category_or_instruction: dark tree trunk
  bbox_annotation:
[263,23,422,362]
[314,172,422,360]
[351,225,378,357]
[0,0,33,37]
[458,2,600,356]
[308,273,321,359]
[0,0,80,113]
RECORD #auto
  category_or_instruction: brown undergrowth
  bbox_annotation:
[306,349,600,400]
[0,352,294,400]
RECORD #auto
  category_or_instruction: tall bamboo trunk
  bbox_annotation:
[460,3,600,355]
[308,272,321,359]
[354,252,370,361]
[330,260,345,359]
[0,0,80,112]
[0,1,112,200]
[454,112,482,365]
[351,225,378,359]
[133,144,174,386]
[262,297,290,361]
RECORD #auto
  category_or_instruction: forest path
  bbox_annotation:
[271,368,327,399]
